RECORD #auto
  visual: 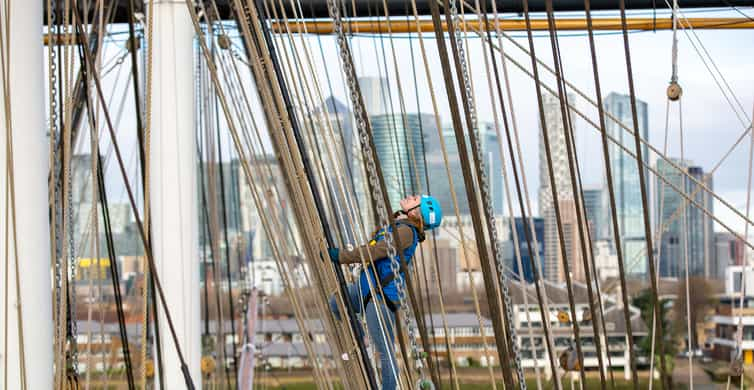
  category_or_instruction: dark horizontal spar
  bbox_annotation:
[45,0,753,24]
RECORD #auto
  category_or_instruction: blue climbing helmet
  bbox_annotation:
[419,195,442,230]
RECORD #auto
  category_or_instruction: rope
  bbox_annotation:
[618,0,670,386]
[0,0,27,384]
[472,1,559,386]
[728,101,754,390]
[543,0,609,387]
[427,0,518,387]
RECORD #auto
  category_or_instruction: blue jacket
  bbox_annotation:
[358,220,420,304]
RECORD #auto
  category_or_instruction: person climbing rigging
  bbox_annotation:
[328,194,442,390]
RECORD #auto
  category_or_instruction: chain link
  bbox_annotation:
[326,0,429,382]
[448,1,525,387]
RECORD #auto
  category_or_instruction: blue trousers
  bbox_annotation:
[330,284,399,390]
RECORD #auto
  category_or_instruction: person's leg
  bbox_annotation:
[366,300,398,390]
[329,283,362,321]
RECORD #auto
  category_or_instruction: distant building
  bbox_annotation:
[249,282,648,370]
[538,93,577,283]
[656,159,714,278]
[425,122,502,216]
[604,92,650,277]
[593,240,619,281]
[504,217,545,283]
[359,76,389,116]
[711,266,754,364]
[542,198,583,283]
[371,113,434,210]
[425,126,468,215]
[713,232,745,280]
[583,187,607,241]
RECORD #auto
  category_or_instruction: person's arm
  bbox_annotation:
[338,224,415,265]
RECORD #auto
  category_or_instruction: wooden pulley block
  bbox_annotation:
[144,359,155,378]
[581,307,592,323]
[557,310,570,323]
[667,81,683,101]
[559,348,582,372]
[201,355,217,375]
[217,34,231,50]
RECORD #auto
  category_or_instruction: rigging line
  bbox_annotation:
[212,59,240,384]
[230,2,374,387]
[80,47,139,390]
[406,12,458,388]
[245,7,366,380]
[583,1,646,382]
[451,1,530,385]
[481,31,754,253]
[679,98,696,389]
[312,14,365,233]
[269,13,349,251]
[427,0,517,387]
[475,2,555,388]
[618,0,670,387]
[521,0,591,387]
[0,3,27,387]
[471,17,751,216]
[71,5,196,387]
[729,101,754,390]
[202,28,233,387]
[564,96,618,389]
[379,2,442,383]
[327,0,436,385]
[664,0,751,126]
[485,0,559,383]
[218,28,345,374]
[371,9,410,208]
[544,1,608,386]
[344,3,420,386]
[198,117,210,339]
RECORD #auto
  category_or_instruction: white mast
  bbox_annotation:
[150,0,201,387]
[0,0,53,388]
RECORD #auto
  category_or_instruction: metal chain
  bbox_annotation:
[326,0,429,381]
[448,1,525,387]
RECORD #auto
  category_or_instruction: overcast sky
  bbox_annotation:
[82,8,754,234]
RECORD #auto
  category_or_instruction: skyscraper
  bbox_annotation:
[656,159,714,278]
[582,187,606,241]
[505,217,545,283]
[425,126,469,215]
[538,93,577,283]
[359,77,389,116]
[714,232,745,280]
[604,92,650,277]
[425,122,503,216]
[371,113,435,210]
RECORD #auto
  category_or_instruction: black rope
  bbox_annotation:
[77,36,136,389]
[543,0,608,387]
[582,0,639,383]
[618,0,670,386]
[427,0,517,387]
[405,10,447,384]
[479,4,562,387]
[247,1,380,387]
[97,154,137,390]
[72,5,195,386]
[212,39,240,381]
[520,0,589,385]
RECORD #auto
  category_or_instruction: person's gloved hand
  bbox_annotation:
[328,247,340,265]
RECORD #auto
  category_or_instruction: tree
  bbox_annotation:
[632,289,678,387]
[673,276,714,351]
